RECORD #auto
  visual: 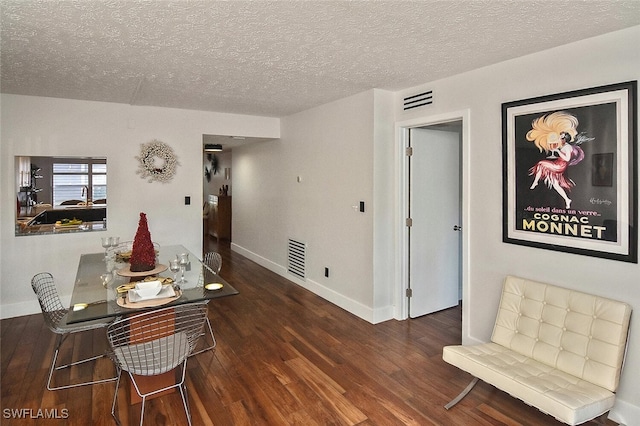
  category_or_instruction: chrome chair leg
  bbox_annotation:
[179,381,192,426]
[139,394,147,426]
[113,361,192,426]
[190,317,217,356]
[47,334,117,391]
[110,370,122,426]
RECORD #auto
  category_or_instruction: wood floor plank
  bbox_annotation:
[0,237,619,425]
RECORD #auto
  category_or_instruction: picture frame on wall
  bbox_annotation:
[502,81,637,263]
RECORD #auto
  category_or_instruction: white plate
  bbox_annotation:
[205,283,224,291]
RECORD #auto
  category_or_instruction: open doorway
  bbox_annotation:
[201,134,278,252]
[202,139,233,249]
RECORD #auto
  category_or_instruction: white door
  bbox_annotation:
[409,126,461,318]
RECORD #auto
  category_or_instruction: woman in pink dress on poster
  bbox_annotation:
[527,111,584,209]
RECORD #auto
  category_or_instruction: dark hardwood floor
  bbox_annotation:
[0,236,617,425]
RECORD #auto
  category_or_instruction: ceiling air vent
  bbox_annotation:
[403,90,433,111]
[287,238,306,280]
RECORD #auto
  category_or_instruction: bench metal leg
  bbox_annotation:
[444,377,479,410]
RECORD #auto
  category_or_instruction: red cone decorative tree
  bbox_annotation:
[129,212,156,272]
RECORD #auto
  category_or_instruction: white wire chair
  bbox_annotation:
[31,272,118,391]
[106,303,208,426]
[203,251,222,274]
[189,251,223,356]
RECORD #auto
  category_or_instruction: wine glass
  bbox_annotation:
[110,236,120,250]
[104,236,119,261]
[101,237,112,258]
[178,253,189,283]
[169,259,181,283]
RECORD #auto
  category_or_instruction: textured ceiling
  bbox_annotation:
[2,1,640,118]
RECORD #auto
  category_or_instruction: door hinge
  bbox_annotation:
[406,217,413,227]
[406,146,413,156]
[406,288,412,298]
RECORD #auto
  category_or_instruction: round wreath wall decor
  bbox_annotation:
[136,140,180,183]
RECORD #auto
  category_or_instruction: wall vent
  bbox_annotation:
[403,90,433,111]
[287,239,306,280]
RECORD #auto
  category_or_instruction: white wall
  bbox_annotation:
[231,89,395,322]
[0,94,279,318]
[394,26,640,423]
[372,89,396,322]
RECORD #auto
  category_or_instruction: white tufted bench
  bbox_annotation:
[443,275,632,425]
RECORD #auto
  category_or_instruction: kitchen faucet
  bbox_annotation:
[81,185,90,204]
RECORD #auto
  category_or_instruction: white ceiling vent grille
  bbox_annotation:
[287,239,306,280]
[403,90,433,111]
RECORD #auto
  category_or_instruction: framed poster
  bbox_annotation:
[502,81,637,263]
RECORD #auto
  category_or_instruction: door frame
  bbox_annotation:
[394,110,471,332]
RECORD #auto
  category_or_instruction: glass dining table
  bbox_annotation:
[67,244,238,324]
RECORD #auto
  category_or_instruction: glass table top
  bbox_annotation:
[67,244,238,324]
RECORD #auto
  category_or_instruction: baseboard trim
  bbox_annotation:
[230,242,393,324]
[1,299,41,319]
[609,397,640,426]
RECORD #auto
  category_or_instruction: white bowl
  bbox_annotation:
[134,280,162,298]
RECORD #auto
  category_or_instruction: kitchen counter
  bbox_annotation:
[16,220,106,236]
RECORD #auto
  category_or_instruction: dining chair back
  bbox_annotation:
[106,303,208,426]
[31,272,67,330]
[203,251,222,274]
[31,272,117,391]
